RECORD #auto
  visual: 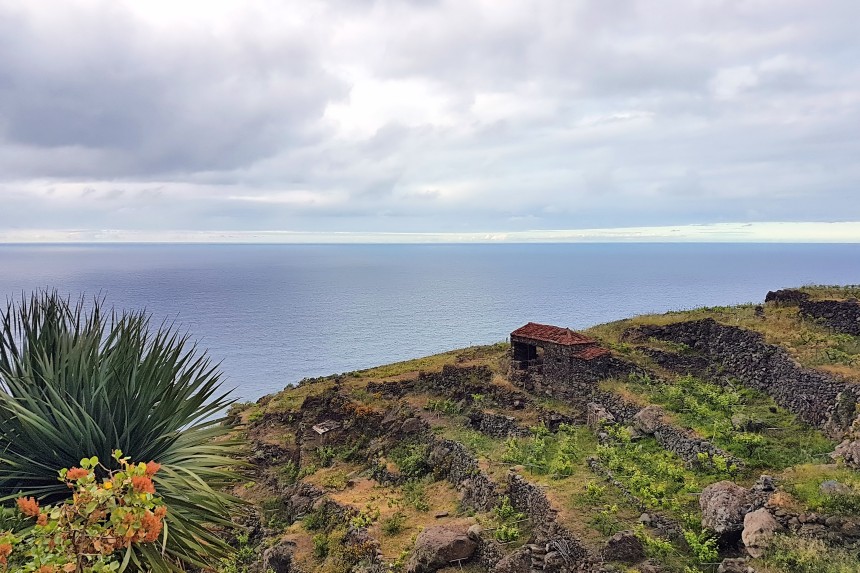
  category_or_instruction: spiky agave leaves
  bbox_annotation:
[0,291,243,571]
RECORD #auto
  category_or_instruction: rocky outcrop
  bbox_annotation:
[700,481,752,535]
[741,509,782,558]
[406,525,477,573]
[632,319,860,437]
[800,298,860,336]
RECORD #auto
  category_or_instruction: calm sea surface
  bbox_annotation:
[0,243,857,400]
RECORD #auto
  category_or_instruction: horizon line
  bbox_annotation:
[1,221,860,244]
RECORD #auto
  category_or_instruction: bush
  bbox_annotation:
[312,534,329,560]
[389,443,430,479]
[0,451,167,572]
[382,512,406,536]
[0,292,242,572]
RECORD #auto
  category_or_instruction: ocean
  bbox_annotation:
[0,243,857,401]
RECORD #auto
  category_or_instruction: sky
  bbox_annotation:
[1,0,859,242]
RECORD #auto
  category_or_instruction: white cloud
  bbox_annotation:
[0,0,859,239]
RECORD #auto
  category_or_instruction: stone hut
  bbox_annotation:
[510,322,610,393]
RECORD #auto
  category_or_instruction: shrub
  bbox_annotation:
[0,451,167,572]
[312,534,329,560]
[382,512,406,536]
[402,479,430,512]
[494,523,520,543]
[0,292,242,571]
[389,443,430,479]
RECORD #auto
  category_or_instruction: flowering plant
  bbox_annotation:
[0,450,167,573]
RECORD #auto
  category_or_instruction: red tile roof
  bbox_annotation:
[510,322,597,346]
[572,345,610,360]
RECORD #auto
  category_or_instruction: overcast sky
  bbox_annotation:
[1,0,859,241]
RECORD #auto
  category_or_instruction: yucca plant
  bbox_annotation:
[0,291,243,571]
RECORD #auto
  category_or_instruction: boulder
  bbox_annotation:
[601,530,645,563]
[491,548,530,573]
[262,539,296,573]
[633,405,666,434]
[742,508,782,558]
[717,557,755,573]
[700,481,751,535]
[820,479,852,496]
[406,525,477,573]
[401,417,425,434]
[586,402,615,430]
[832,440,860,469]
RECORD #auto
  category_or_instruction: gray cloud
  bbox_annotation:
[0,0,859,237]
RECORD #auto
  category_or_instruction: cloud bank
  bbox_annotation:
[1,1,858,240]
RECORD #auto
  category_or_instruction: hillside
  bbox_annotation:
[223,286,860,573]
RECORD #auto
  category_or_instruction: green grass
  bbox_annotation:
[780,464,860,516]
[606,374,835,470]
[344,343,507,380]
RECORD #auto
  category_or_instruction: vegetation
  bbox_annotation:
[609,373,834,469]
[0,292,241,571]
[0,451,166,572]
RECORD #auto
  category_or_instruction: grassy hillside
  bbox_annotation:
[221,286,860,573]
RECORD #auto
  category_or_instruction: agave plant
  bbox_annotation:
[0,291,243,571]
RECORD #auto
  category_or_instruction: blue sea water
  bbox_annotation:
[0,243,857,401]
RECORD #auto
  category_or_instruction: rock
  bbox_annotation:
[765,289,810,306]
[742,508,781,558]
[731,414,766,432]
[633,405,666,434]
[832,440,860,468]
[700,481,751,535]
[434,512,449,519]
[638,513,652,525]
[406,525,477,573]
[820,479,852,496]
[491,548,530,573]
[717,557,755,573]
[466,524,483,541]
[601,530,645,563]
[262,539,296,573]
[400,417,424,434]
[586,402,616,430]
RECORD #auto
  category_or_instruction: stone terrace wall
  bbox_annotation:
[800,299,860,336]
[635,318,860,437]
[427,438,500,512]
[506,473,597,572]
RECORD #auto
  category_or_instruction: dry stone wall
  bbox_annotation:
[633,318,860,437]
[800,299,860,336]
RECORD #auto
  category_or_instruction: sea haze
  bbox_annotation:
[0,243,857,401]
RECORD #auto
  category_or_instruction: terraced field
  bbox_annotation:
[223,286,860,573]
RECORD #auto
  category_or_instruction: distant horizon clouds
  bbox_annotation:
[1,0,859,241]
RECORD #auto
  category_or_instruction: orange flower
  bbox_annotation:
[38,566,56,573]
[36,513,48,526]
[131,475,155,494]
[66,467,88,480]
[145,461,161,477]
[16,496,40,517]
[0,542,11,564]
[154,505,167,518]
[140,510,163,543]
